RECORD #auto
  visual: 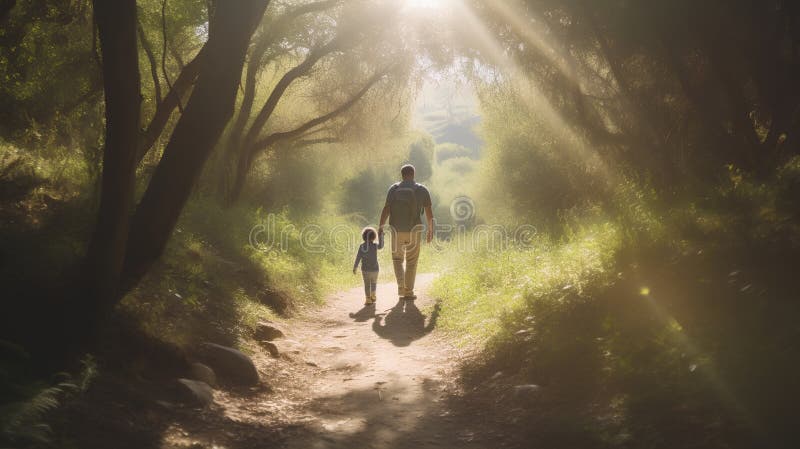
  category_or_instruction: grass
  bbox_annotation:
[424,170,800,448]
[121,199,391,349]
[430,222,621,346]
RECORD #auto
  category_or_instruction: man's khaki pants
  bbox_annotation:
[391,230,422,297]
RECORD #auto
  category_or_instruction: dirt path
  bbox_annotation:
[276,273,489,449]
[161,274,508,449]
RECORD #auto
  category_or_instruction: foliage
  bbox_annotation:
[476,82,609,229]
[120,195,387,347]
[339,167,388,219]
[0,0,99,138]
[434,142,479,164]
[466,0,800,192]
[406,134,434,181]
[0,350,95,447]
[431,156,800,446]
[431,222,619,346]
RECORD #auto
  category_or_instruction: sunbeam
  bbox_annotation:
[445,0,614,181]
[483,1,575,83]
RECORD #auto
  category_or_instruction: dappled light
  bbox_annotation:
[1,1,799,448]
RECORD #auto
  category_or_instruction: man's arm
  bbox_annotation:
[424,205,434,243]
[378,204,390,235]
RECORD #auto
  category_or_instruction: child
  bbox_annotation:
[353,226,384,305]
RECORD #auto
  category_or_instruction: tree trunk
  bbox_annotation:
[82,0,141,328]
[220,1,341,197]
[120,0,270,293]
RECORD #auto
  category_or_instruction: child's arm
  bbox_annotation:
[377,232,385,250]
[353,247,363,273]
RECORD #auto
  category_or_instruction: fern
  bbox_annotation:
[0,352,96,446]
[0,381,78,445]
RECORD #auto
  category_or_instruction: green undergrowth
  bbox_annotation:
[428,162,800,448]
[121,198,396,349]
[430,222,621,346]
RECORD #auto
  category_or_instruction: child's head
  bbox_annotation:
[361,226,377,242]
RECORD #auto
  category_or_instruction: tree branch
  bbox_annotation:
[137,44,207,162]
[227,0,341,151]
[161,0,181,112]
[242,36,343,148]
[137,16,163,104]
[229,67,390,203]
[253,68,390,151]
[291,136,340,148]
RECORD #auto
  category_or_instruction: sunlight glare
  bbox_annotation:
[406,0,445,10]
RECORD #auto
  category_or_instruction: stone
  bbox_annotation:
[189,362,217,387]
[254,321,286,341]
[175,378,213,407]
[259,341,280,358]
[256,289,291,314]
[198,343,259,386]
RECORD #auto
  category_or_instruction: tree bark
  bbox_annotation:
[120,0,270,293]
[83,0,141,325]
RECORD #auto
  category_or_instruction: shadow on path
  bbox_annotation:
[283,382,495,449]
[348,303,376,322]
[371,299,440,347]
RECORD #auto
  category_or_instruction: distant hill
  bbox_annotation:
[425,114,482,152]
[414,81,483,153]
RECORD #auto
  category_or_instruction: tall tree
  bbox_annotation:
[83,0,141,327]
[83,0,271,330]
[222,0,420,203]
[120,0,270,291]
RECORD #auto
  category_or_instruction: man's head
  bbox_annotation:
[400,164,415,181]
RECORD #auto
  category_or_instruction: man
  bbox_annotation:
[378,164,434,300]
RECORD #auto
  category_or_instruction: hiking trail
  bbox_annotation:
[162,273,510,448]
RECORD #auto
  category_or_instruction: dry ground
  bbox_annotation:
[156,274,513,449]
